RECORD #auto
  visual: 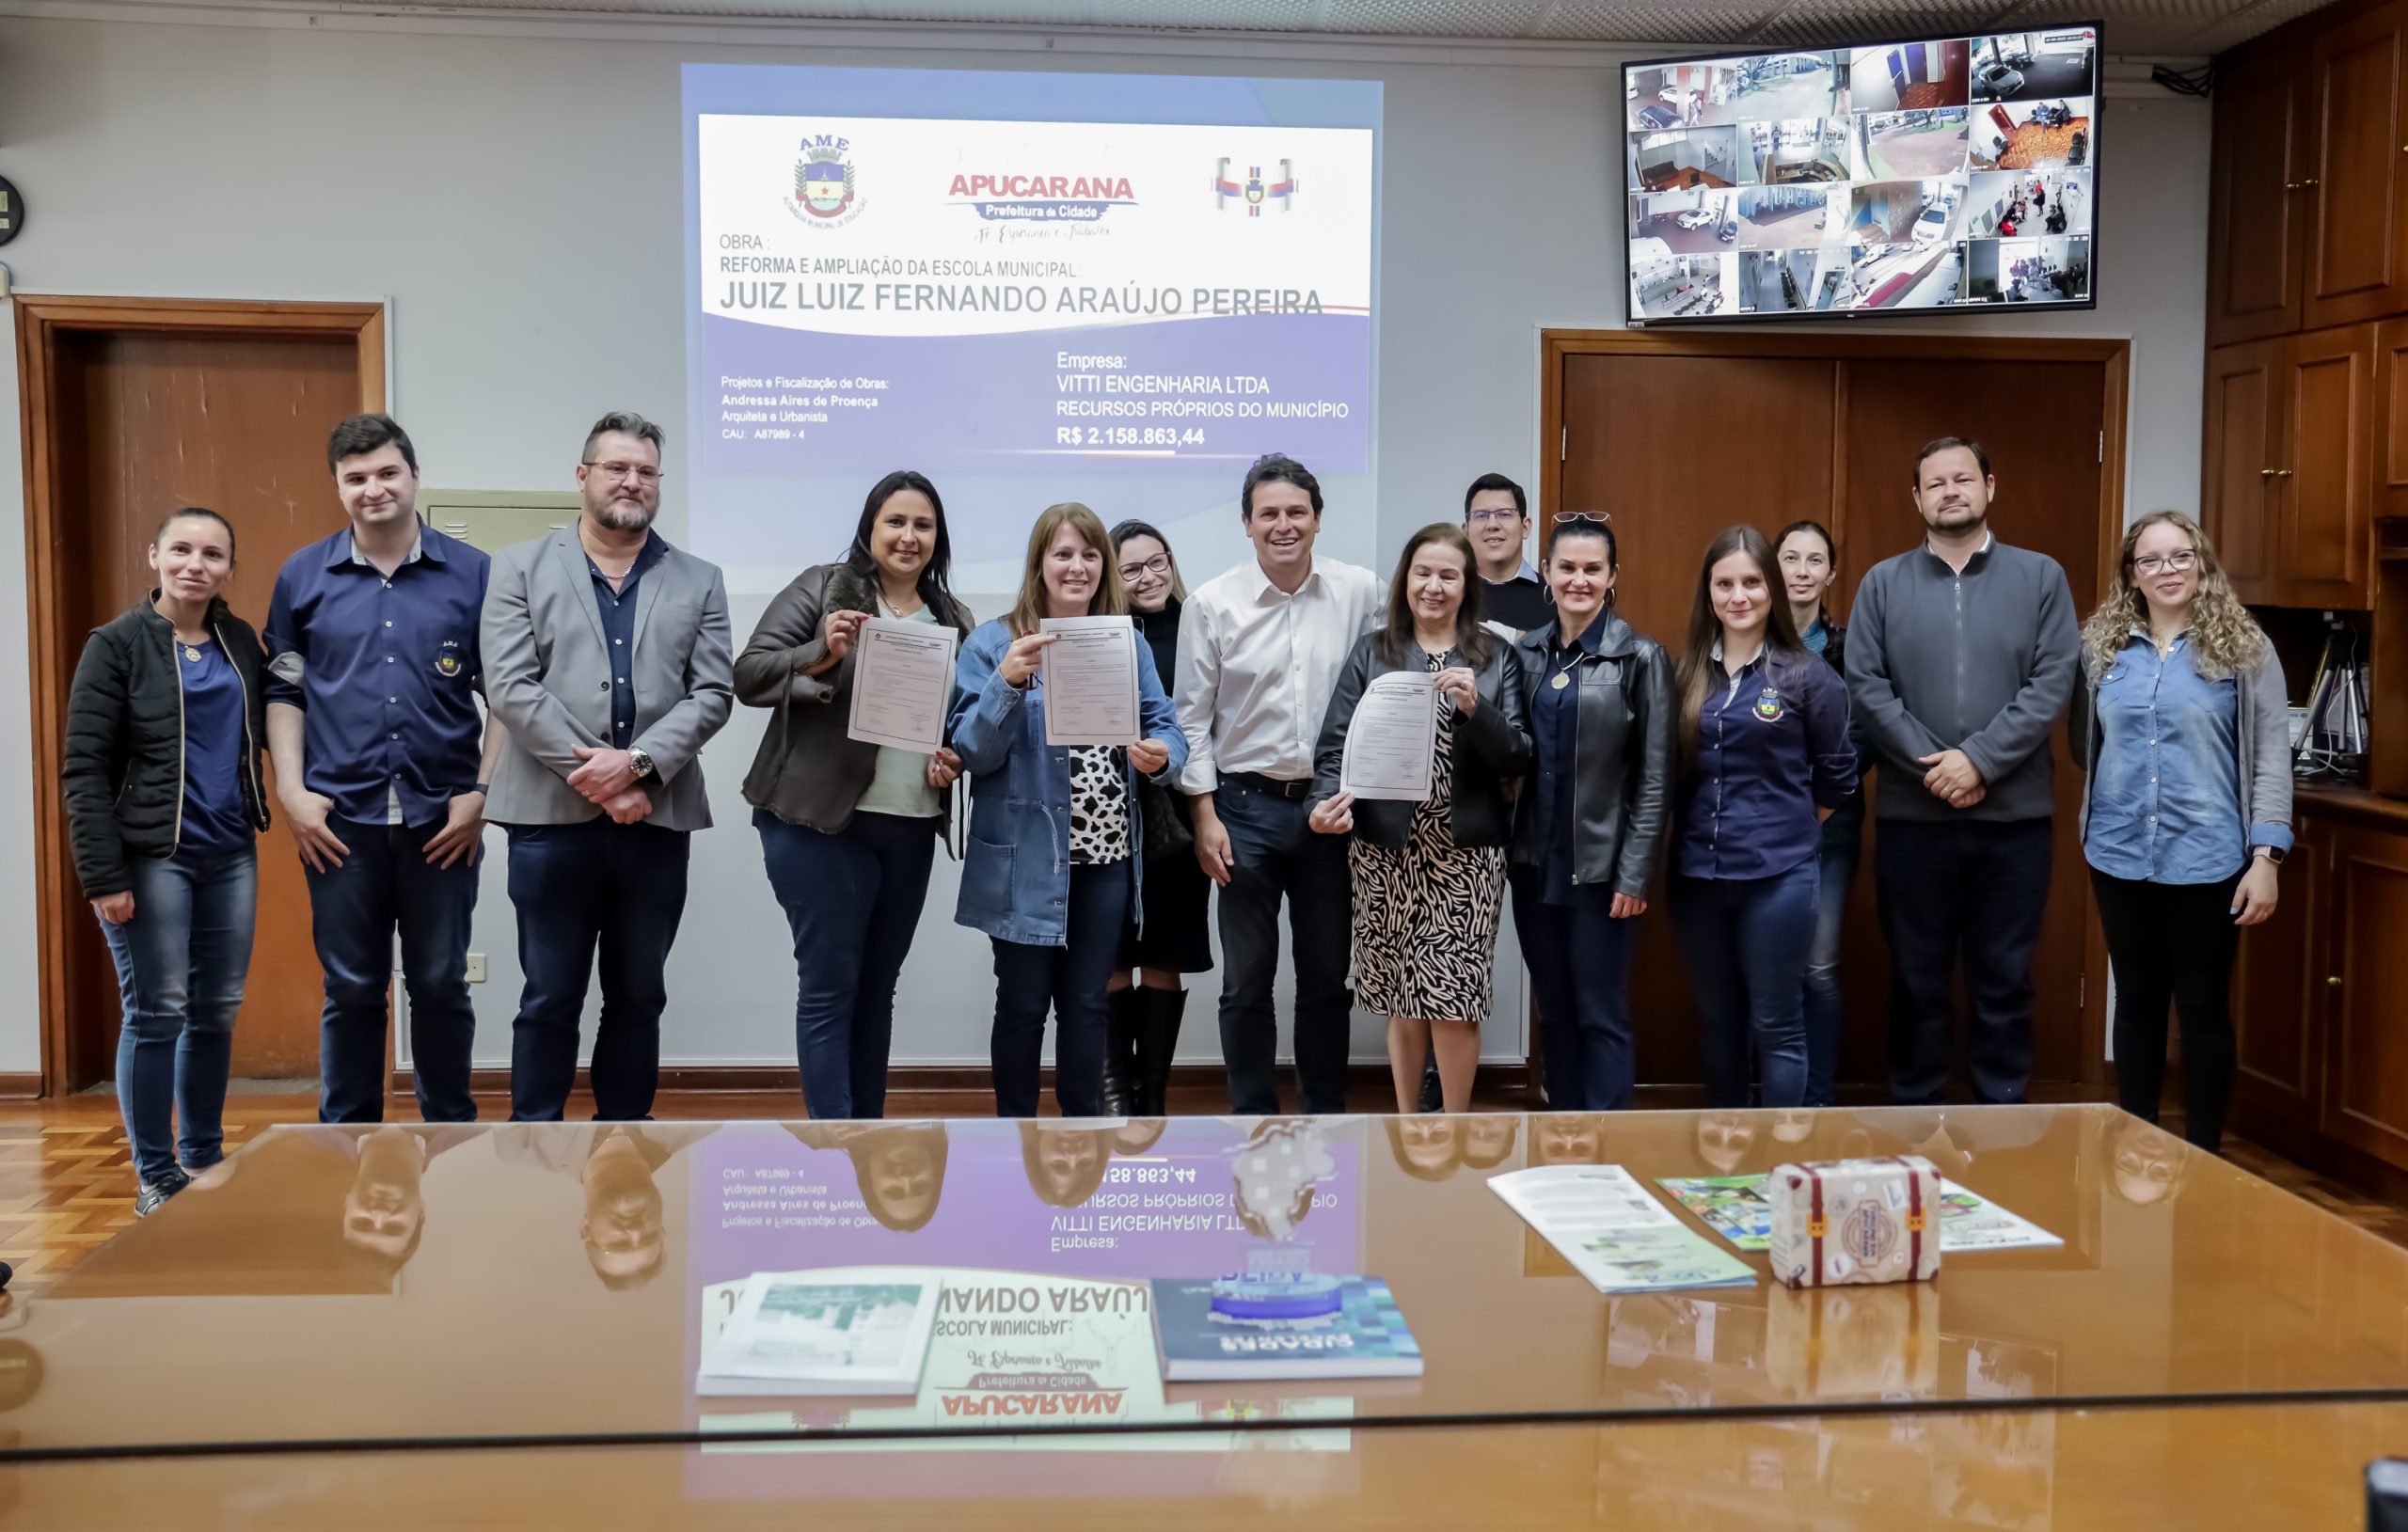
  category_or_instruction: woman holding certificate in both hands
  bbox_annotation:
[734,470,974,1120]
[949,503,1187,1119]
[1307,524,1532,1114]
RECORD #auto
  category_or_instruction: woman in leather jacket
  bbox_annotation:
[1507,514,1673,1112]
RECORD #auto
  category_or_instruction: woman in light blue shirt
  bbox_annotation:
[2073,510,2290,1154]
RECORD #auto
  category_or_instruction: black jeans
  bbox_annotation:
[503,819,691,1122]
[1212,779,1354,1114]
[1511,869,1640,1112]
[2090,864,2245,1153]
[305,815,482,1124]
[990,860,1132,1118]
[1876,817,2053,1104]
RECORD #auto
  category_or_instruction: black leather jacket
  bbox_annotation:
[1507,613,1673,899]
[1307,632,1532,849]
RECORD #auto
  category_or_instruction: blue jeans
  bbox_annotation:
[990,860,1132,1117]
[1669,859,1819,1109]
[101,846,258,1186]
[504,819,691,1122]
[1511,869,1641,1112]
[1802,835,1860,1108]
[1212,780,1354,1114]
[304,815,482,1125]
[756,807,938,1120]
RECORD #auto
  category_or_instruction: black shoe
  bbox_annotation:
[1418,1053,1443,1113]
[1131,987,1188,1117]
[134,1170,190,1219]
[1101,988,1138,1116]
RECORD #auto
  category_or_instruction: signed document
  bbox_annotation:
[1340,671,1440,801]
[1039,617,1142,747]
[846,617,958,753]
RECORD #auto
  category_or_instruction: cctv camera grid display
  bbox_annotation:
[1624,26,2098,321]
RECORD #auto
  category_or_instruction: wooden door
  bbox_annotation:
[1558,353,1838,1087]
[2208,43,2310,347]
[2230,814,2331,1161]
[2276,323,2375,608]
[18,298,385,1092]
[2324,822,2408,1170]
[2203,339,2284,603]
[2305,4,2408,332]
[1831,359,2108,1090]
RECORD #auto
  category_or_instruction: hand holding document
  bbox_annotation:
[1339,671,1440,801]
[1039,617,1141,747]
[846,618,958,753]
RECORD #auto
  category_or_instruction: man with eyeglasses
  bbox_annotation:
[266,413,504,1125]
[1464,472,1551,636]
[481,411,734,1121]
[1845,435,2079,1107]
[1175,454,1382,1113]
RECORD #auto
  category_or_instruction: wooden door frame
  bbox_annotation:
[14,296,387,1098]
[1540,327,2130,1088]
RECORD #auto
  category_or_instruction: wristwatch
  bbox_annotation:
[627,748,657,783]
[2254,845,2286,865]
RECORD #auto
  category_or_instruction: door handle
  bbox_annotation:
[2262,467,2279,476]
[2329,975,2344,987]
[2302,178,2320,187]
[2276,468,2295,478]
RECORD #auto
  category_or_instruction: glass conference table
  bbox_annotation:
[7,1104,2408,1527]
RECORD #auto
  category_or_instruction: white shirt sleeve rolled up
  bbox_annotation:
[1174,555,1385,796]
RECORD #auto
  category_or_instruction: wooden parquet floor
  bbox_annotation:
[1,1094,2401,1294]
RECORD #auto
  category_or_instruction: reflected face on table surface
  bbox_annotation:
[582,1129,668,1288]
[2110,1121,2188,1205]
[1021,1124,1111,1208]
[1385,1114,1461,1180]
[1531,1113,1609,1165]
[341,1127,430,1266]
[1695,1112,1759,1174]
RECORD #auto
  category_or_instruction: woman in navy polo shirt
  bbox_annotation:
[1666,526,1856,1110]
[62,509,271,1217]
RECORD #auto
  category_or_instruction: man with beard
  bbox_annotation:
[268,414,502,1126]
[1845,436,2077,1106]
[483,411,733,1121]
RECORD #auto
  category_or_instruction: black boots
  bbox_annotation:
[1102,987,1138,1116]
[1130,987,1186,1117]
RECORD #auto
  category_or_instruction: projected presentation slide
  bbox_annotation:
[685,65,1380,583]
[1620,25,2097,324]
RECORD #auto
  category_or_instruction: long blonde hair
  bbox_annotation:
[2080,510,2265,680]
[1007,502,1128,637]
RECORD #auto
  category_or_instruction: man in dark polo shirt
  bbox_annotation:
[1464,473,1551,635]
[266,415,505,1125]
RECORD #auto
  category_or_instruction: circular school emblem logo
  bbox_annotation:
[1752,686,1784,721]
[435,655,461,676]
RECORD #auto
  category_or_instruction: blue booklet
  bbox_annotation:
[1149,1276,1426,1381]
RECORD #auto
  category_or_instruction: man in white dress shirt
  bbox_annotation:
[1175,456,1383,1113]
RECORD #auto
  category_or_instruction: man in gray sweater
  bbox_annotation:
[1845,436,2080,1105]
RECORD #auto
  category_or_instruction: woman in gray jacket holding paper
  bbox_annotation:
[2073,510,2289,1154]
[735,470,974,1120]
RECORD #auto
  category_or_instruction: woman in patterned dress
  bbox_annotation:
[949,503,1186,1117]
[1306,523,1532,1113]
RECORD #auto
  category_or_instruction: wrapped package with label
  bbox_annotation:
[1766,1155,1941,1290]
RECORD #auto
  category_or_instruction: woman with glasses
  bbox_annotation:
[735,470,973,1120]
[2072,511,2289,1154]
[1508,513,1671,1112]
[1102,520,1213,1116]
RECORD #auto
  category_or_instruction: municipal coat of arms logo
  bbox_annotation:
[1212,157,1297,216]
[789,135,863,227]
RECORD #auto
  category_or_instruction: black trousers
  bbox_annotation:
[1876,817,2053,1104]
[2089,864,2246,1153]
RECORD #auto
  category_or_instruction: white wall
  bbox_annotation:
[0,11,2209,1078]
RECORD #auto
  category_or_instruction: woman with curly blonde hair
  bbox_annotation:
[2072,510,2291,1153]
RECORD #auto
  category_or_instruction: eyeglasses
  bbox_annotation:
[1118,554,1172,582]
[1466,508,1526,526]
[582,461,661,485]
[1552,511,1613,525]
[2131,550,2197,576]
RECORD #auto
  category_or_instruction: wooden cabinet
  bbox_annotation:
[2210,44,2311,346]
[2306,4,2408,331]
[2202,324,2374,608]
[2323,819,2408,1169]
[2232,820,2332,1160]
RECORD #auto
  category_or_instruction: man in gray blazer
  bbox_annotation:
[482,411,734,1122]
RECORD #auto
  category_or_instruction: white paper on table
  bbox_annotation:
[845,617,958,753]
[1488,1164,1755,1294]
[1038,616,1141,747]
[702,1266,941,1389]
[1339,671,1441,801]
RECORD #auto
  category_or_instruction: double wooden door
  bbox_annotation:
[1545,334,2122,1096]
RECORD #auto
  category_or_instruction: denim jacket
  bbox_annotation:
[947,617,1188,946]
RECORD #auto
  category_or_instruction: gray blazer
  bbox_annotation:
[480,528,734,831]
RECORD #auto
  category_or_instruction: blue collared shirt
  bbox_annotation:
[263,525,490,827]
[1531,616,1604,904]
[1672,646,1856,882]
[2084,630,2263,884]
[589,534,668,750]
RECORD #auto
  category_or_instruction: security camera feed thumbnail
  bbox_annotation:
[1624,25,2099,322]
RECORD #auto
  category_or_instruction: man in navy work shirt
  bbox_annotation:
[480,412,732,1122]
[266,414,504,1125]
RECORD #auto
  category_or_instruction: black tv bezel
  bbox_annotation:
[1619,24,2104,326]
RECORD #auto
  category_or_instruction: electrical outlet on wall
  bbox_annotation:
[465,953,487,984]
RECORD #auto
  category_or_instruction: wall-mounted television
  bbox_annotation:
[1621,24,2100,323]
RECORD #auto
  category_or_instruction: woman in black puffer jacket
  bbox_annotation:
[62,508,270,1218]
